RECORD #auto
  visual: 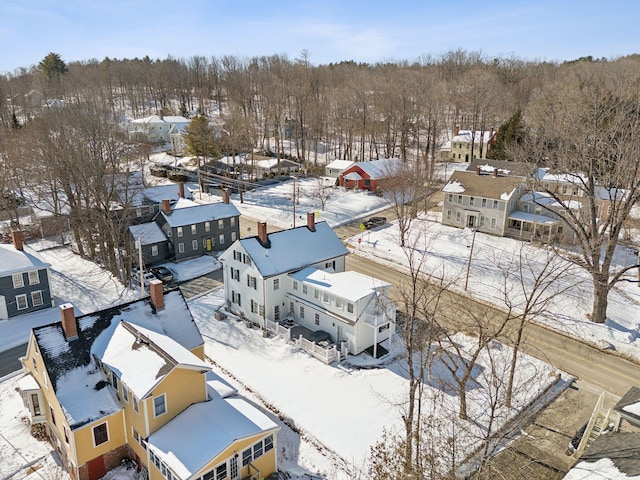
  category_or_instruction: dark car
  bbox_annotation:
[364,216,387,230]
[150,266,174,284]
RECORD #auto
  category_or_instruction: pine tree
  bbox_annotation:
[487,109,524,160]
[38,52,68,80]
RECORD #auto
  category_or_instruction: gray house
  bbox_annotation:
[154,199,241,262]
[0,231,54,319]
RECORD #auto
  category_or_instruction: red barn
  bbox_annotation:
[339,158,403,191]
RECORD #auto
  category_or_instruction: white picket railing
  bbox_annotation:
[294,335,340,364]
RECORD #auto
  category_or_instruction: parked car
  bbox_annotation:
[150,266,174,284]
[132,271,156,287]
[363,216,387,230]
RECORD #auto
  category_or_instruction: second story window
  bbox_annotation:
[93,423,109,446]
[273,278,280,290]
[153,394,167,417]
[218,219,224,229]
[205,221,211,232]
[177,227,183,238]
[191,224,197,235]
[28,271,40,285]
[12,273,24,288]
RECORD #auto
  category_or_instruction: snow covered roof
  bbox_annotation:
[519,191,562,207]
[256,158,302,169]
[615,387,640,424]
[159,202,240,227]
[290,267,390,303]
[33,290,203,428]
[508,211,559,225]
[443,170,523,200]
[0,243,51,276]
[148,397,278,479]
[92,322,210,399]
[119,183,195,207]
[343,158,403,180]
[325,160,354,170]
[234,222,348,278]
[563,432,640,479]
[451,130,493,144]
[343,172,363,181]
[129,223,167,245]
[130,115,190,125]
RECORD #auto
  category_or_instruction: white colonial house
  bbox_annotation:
[127,111,190,147]
[287,267,395,356]
[220,214,396,356]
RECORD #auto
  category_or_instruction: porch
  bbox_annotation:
[506,211,561,242]
[16,374,46,424]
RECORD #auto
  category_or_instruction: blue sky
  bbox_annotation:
[1,0,637,73]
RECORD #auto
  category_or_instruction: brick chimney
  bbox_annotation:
[178,182,185,199]
[60,303,78,341]
[158,109,164,120]
[307,212,316,232]
[258,221,268,244]
[149,279,164,310]
[493,168,499,177]
[222,188,230,204]
[11,230,23,251]
[476,166,481,175]
[453,125,460,136]
[162,199,171,214]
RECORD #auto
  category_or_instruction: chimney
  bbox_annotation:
[162,199,171,214]
[258,221,268,244]
[307,212,316,232]
[493,168,499,177]
[60,303,78,341]
[178,182,185,199]
[149,279,164,310]
[158,109,164,120]
[11,230,23,251]
[476,166,481,175]
[453,125,460,136]
[222,188,230,204]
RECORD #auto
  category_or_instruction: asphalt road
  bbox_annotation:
[0,344,27,378]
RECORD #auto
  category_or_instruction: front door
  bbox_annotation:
[467,215,476,228]
[205,238,213,251]
[87,456,106,480]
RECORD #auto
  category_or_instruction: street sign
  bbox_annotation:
[359,223,365,232]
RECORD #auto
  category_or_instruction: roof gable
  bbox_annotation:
[0,244,51,276]
[343,158,402,180]
[160,202,240,227]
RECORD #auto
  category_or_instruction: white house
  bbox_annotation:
[287,267,395,356]
[220,213,396,357]
[219,214,348,327]
[324,160,354,178]
[128,111,190,145]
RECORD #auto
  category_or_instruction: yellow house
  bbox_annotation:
[18,281,279,480]
[449,126,497,163]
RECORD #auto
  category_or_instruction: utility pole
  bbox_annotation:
[292,176,296,228]
[464,228,477,291]
[137,237,145,298]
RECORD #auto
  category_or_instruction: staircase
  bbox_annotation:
[573,391,620,458]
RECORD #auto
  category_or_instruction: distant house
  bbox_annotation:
[325,160,354,178]
[128,111,190,145]
[339,158,403,191]
[449,126,497,163]
[17,284,280,480]
[118,182,195,225]
[220,214,395,357]
[255,158,302,177]
[0,231,53,319]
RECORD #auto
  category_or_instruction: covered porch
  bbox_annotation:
[506,211,562,242]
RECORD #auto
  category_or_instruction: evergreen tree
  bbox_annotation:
[38,52,68,80]
[487,109,524,160]
[10,112,21,130]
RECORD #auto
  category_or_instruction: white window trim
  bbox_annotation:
[92,422,109,447]
[16,294,28,310]
[153,393,167,418]
[12,273,24,288]
[28,270,40,285]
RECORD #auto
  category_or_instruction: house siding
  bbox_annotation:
[0,268,53,319]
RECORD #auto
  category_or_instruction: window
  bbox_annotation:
[447,194,453,203]
[315,313,320,325]
[231,291,241,306]
[522,204,529,213]
[254,441,263,458]
[192,239,198,251]
[446,210,452,220]
[233,250,241,261]
[64,426,69,444]
[251,300,258,314]
[479,215,485,227]
[150,245,159,257]
[31,394,40,415]
[273,278,280,290]
[93,423,108,446]
[216,219,224,230]
[293,281,298,290]
[136,208,142,217]
[347,303,354,314]
[264,434,274,452]
[231,232,237,241]
[335,298,343,309]
[379,323,390,332]
[314,289,319,299]
[457,195,463,204]
[492,200,498,209]
[123,387,129,402]
[133,396,139,413]
[274,305,280,321]
[242,448,252,466]
[154,394,167,417]
[481,198,487,207]
[31,291,43,307]
[323,292,329,304]
[12,273,24,288]
[491,218,497,229]
[247,275,256,289]
[28,271,40,285]
[219,234,225,245]
[259,304,265,317]
[149,206,154,213]
[205,222,210,232]
[177,227,183,238]
[132,428,139,443]
[300,306,305,318]
[469,196,475,206]
[231,217,236,226]
[178,243,184,254]
[191,224,197,235]
[50,406,56,425]
[562,184,568,195]
[535,207,542,215]
[215,463,227,480]
[302,284,308,294]
[456,212,461,222]
[16,294,28,310]
[243,254,252,265]
[230,268,239,281]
